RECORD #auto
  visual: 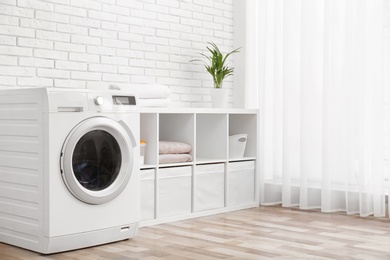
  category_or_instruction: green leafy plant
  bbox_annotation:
[191,42,240,89]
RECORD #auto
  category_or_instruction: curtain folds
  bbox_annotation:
[256,0,388,218]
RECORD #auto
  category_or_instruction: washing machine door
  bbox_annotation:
[61,117,135,205]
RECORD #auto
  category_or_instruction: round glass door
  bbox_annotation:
[61,117,134,205]
[72,130,121,191]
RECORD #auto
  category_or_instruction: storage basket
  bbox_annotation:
[140,143,146,164]
[195,163,224,212]
[140,169,155,221]
[228,160,255,206]
[158,166,191,218]
[229,134,248,158]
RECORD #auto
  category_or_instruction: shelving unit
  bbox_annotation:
[139,108,259,227]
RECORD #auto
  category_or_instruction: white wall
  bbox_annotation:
[232,0,245,108]
[0,0,235,107]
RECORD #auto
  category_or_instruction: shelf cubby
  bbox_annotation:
[229,113,258,159]
[196,113,228,162]
[140,113,158,167]
[159,113,195,165]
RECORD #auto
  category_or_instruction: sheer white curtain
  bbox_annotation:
[252,0,389,217]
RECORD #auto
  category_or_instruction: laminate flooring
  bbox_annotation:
[1,206,390,260]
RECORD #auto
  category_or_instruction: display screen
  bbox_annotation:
[113,96,136,105]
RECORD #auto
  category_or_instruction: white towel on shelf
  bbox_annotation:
[137,98,171,107]
[129,84,171,99]
[159,141,192,154]
[159,154,193,164]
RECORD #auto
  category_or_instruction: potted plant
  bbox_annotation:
[191,42,240,108]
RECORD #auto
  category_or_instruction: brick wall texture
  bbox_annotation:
[0,0,235,107]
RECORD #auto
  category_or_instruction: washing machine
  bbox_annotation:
[0,87,140,254]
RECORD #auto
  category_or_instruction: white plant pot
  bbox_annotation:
[210,88,228,108]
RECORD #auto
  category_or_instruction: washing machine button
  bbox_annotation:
[94,96,104,106]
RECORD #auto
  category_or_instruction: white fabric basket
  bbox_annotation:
[195,163,224,212]
[140,143,146,165]
[228,161,255,206]
[158,166,192,218]
[140,169,155,221]
[229,134,248,158]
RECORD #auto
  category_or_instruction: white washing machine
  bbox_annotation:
[0,87,140,254]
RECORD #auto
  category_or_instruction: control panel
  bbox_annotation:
[48,90,138,112]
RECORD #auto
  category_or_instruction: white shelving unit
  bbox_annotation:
[139,108,259,227]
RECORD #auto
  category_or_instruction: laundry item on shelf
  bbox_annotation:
[127,83,171,107]
[159,154,193,164]
[137,84,171,99]
[137,98,171,107]
[140,139,146,165]
[129,83,171,99]
[159,140,192,164]
[159,141,192,154]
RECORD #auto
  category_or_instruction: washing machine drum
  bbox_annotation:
[61,117,135,205]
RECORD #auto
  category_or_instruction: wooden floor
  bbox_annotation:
[1,206,390,259]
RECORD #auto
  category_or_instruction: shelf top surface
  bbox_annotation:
[139,107,258,114]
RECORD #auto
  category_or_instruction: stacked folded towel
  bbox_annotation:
[159,141,192,164]
[129,83,171,107]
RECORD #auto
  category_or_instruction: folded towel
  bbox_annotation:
[138,98,171,107]
[159,141,192,154]
[159,154,193,164]
[129,84,171,99]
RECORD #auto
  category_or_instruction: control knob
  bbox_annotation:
[94,96,104,106]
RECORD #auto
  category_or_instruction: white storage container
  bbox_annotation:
[228,160,255,206]
[158,166,192,218]
[140,143,146,164]
[140,169,155,221]
[229,134,248,158]
[195,163,224,212]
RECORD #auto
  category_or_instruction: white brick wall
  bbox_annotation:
[0,0,235,107]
